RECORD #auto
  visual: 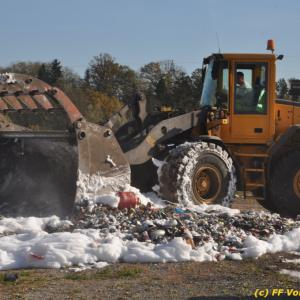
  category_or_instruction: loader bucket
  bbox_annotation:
[0,74,130,217]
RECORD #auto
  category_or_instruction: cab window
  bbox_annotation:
[214,61,229,109]
[234,63,268,114]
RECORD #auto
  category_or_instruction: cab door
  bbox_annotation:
[229,60,273,143]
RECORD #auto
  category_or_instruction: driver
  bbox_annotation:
[236,72,251,95]
[235,71,253,111]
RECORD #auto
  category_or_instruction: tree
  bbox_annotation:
[85,53,138,103]
[85,53,117,93]
[37,64,50,83]
[139,60,185,110]
[173,73,195,111]
[116,65,137,102]
[139,62,162,93]
[86,89,122,122]
[64,86,122,123]
[276,78,288,98]
[156,77,172,106]
[37,59,62,85]
[84,69,91,84]
[0,61,43,77]
[191,68,203,103]
[160,60,183,83]
[139,62,162,111]
[49,59,62,84]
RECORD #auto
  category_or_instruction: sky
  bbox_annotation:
[0,0,300,79]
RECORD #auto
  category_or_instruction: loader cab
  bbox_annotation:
[200,53,276,144]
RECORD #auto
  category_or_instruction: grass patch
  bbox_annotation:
[19,271,31,277]
[64,273,89,281]
[0,270,46,288]
[116,267,142,278]
[65,266,142,281]
[95,266,142,279]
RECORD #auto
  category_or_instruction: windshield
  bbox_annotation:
[200,59,217,107]
[200,58,229,109]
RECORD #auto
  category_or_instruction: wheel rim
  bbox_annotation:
[192,164,222,204]
[293,170,300,199]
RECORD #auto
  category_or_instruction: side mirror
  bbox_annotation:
[277,54,284,60]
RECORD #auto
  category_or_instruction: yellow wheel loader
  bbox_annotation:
[1,41,300,217]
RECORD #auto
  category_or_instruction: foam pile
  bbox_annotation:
[0,193,300,270]
[0,172,300,270]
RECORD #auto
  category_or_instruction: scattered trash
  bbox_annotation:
[70,200,300,255]
[29,253,45,260]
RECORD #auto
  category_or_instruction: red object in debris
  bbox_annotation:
[228,247,239,253]
[117,192,140,209]
[30,253,44,260]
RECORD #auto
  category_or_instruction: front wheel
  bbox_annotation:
[159,142,236,207]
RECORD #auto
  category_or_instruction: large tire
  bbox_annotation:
[270,151,300,217]
[159,142,236,207]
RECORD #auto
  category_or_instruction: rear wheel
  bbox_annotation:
[270,151,300,217]
[159,142,236,206]
[252,187,279,212]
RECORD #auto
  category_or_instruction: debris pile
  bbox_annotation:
[69,198,300,256]
[1,190,300,270]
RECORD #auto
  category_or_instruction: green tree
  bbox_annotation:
[37,59,62,85]
[191,68,203,103]
[139,60,185,110]
[37,64,50,83]
[85,53,138,103]
[276,78,288,98]
[49,59,62,84]
[173,73,195,111]
[64,85,122,123]
[156,77,172,106]
[139,62,162,93]
[57,66,83,90]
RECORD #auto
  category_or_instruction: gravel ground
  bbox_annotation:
[1,252,300,299]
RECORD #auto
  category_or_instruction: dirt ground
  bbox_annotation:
[1,252,300,300]
[232,193,267,212]
[1,197,298,300]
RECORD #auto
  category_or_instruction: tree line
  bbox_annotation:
[0,54,296,124]
[276,78,300,100]
[0,54,203,123]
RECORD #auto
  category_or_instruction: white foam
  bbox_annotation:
[283,258,300,264]
[0,216,72,235]
[280,269,300,279]
[0,171,300,270]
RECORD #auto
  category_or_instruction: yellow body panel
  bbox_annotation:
[274,101,294,138]
[294,105,300,125]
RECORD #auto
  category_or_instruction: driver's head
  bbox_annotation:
[236,71,245,86]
